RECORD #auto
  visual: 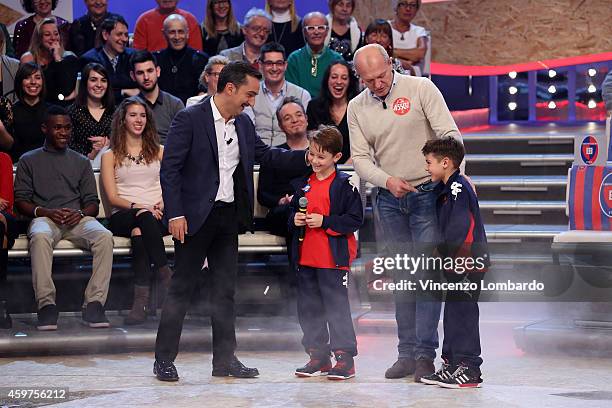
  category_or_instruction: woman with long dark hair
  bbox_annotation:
[10,62,48,162]
[101,97,171,325]
[20,17,79,105]
[68,63,114,166]
[12,0,70,58]
[306,60,358,163]
[202,0,243,56]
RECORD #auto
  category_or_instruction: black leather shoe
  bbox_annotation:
[212,356,259,378]
[154,360,179,382]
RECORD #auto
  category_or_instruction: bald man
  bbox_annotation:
[348,44,464,382]
[154,14,209,104]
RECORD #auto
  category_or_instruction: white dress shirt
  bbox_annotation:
[211,95,240,203]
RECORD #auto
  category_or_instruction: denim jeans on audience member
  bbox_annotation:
[375,184,442,361]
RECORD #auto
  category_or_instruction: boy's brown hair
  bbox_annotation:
[309,125,343,155]
[421,137,465,169]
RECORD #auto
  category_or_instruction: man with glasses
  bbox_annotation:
[246,42,311,147]
[348,44,464,382]
[286,11,342,98]
[154,14,209,104]
[221,8,272,70]
[389,0,429,76]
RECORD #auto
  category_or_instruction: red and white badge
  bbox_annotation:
[392,97,411,115]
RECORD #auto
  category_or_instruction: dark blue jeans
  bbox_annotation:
[375,186,442,361]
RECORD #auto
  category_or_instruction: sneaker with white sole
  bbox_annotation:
[437,364,483,389]
[421,359,455,385]
[295,351,332,377]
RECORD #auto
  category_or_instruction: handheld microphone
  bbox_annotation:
[382,101,387,109]
[298,196,308,242]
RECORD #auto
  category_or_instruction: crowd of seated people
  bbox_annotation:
[0,0,431,330]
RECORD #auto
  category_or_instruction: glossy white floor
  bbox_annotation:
[1,303,611,408]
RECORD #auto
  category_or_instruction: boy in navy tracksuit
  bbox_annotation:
[420,137,490,388]
[289,125,363,380]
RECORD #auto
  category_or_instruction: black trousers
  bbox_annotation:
[155,204,238,365]
[109,209,168,286]
[0,211,17,301]
[441,272,483,368]
[297,266,357,357]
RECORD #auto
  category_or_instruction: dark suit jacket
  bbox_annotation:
[161,96,309,235]
[79,47,137,102]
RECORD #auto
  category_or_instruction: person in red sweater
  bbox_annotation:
[133,1,203,52]
[289,125,363,380]
[0,152,17,329]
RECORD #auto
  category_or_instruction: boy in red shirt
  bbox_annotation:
[289,126,363,380]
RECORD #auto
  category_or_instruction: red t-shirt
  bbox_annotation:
[298,171,357,270]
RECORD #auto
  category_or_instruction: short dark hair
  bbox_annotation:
[44,104,70,123]
[100,16,129,36]
[22,0,59,14]
[216,61,262,93]
[259,42,286,61]
[276,96,306,124]
[309,125,343,156]
[15,62,46,102]
[129,50,158,72]
[421,137,465,169]
[77,63,116,109]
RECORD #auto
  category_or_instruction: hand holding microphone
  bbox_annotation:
[296,197,308,242]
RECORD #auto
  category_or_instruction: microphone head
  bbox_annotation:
[298,197,308,208]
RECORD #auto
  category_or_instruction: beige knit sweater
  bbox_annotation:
[348,73,464,189]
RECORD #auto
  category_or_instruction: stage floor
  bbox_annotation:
[1,304,611,407]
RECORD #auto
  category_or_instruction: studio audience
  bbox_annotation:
[185,55,229,106]
[0,30,19,102]
[306,60,357,163]
[247,42,310,147]
[389,0,428,76]
[130,51,184,144]
[133,0,202,52]
[154,14,209,104]
[14,105,113,331]
[325,0,362,61]
[0,152,17,329]
[69,0,121,57]
[265,0,305,56]
[201,0,244,57]
[9,63,49,163]
[286,12,342,98]
[101,97,172,325]
[220,8,272,70]
[12,0,70,58]
[21,17,79,106]
[67,63,115,166]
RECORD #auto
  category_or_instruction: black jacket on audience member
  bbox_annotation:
[154,46,209,104]
[306,97,350,164]
[69,12,122,57]
[267,20,305,56]
[10,100,49,163]
[202,29,243,57]
[43,54,80,106]
[80,47,137,103]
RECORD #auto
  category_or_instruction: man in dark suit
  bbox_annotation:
[80,16,139,103]
[153,62,309,382]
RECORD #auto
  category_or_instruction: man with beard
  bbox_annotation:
[154,14,209,104]
[286,11,342,98]
[69,0,121,56]
[130,50,184,144]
